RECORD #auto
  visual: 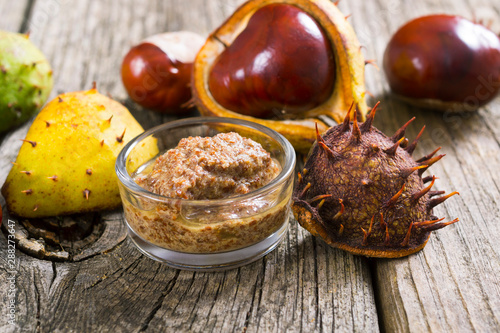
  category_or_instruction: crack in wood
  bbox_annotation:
[138,267,179,332]
[187,273,215,331]
[171,271,197,315]
[239,282,253,329]
[0,0,498,331]
[434,236,484,330]
[204,273,225,325]
[49,261,57,293]
[254,258,267,329]
[82,257,140,292]
[19,0,35,33]
[313,237,321,331]
[367,259,385,333]
[72,236,127,263]
[33,273,41,332]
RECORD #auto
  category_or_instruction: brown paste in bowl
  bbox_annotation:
[136,132,280,199]
[125,132,290,253]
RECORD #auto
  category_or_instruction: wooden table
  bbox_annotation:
[1,0,499,332]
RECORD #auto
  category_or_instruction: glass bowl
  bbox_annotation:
[116,117,295,271]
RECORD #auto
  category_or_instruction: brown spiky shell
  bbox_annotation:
[292,103,459,258]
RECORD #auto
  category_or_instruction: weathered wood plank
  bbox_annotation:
[0,0,379,332]
[0,220,379,332]
[2,0,499,331]
[375,106,500,332]
[363,0,500,331]
[0,0,31,33]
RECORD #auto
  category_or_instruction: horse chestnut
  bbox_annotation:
[192,0,368,153]
[208,3,336,119]
[384,15,500,111]
[121,31,205,114]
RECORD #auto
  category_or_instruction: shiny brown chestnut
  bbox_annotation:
[384,15,500,111]
[192,0,368,154]
[208,3,336,119]
[121,31,205,114]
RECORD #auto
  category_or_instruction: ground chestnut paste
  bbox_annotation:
[125,132,289,253]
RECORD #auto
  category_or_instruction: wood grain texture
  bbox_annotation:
[359,0,500,331]
[0,0,499,331]
[0,1,379,332]
[0,0,31,33]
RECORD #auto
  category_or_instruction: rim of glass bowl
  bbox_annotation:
[116,117,296,206]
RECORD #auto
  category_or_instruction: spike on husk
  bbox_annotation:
[333,199,345,220]
[406,125,426,155]
[116,128,126,143]
[21,139,37,147]
[351,116,361,142]
[384,183,405,209]
[412,176,436,202]
[429,191,460,208]
[341,102,354,132]
[418,154,445,176]
[360,101,379,132]
[401,165,427,178]
[0,30,54,134]
[391,117,415,142]
[383,137,405,156]
[417,147,441,163]
[379,212,386,230]
[83,189,90,200]
[292,102,459,258]
[316,123,338,159]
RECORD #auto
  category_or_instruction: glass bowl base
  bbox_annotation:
[125,218,289,271]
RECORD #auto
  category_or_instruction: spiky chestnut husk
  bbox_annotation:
[292,102,459,258]
[1,87,158,218]
[0,31,53,133]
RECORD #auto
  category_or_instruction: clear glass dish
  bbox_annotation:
[115,117,295,271]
